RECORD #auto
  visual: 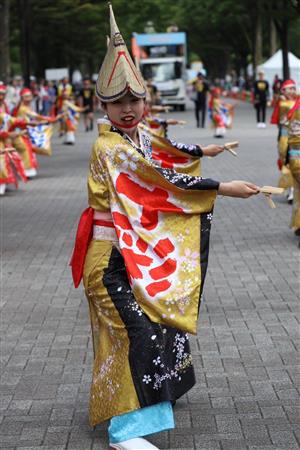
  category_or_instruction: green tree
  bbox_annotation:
[269,0,300,78]
[8,0,300,82]
[0,0,11,82]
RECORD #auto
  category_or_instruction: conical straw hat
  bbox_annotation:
[96,3,146,102]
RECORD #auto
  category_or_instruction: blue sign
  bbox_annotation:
[135,32,186,47]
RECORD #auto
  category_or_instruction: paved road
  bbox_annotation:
[1,101,299,450]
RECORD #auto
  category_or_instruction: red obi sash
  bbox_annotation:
[270,101,280,125]
[70,207,94,288]
[70,208,115,287]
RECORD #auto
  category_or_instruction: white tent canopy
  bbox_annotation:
[257,50,300,90]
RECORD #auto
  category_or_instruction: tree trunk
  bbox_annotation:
[253,7,263,73]
[18,0,31,86]
[270,19,277,56]
[0,0,11,83]
[281,19,290,80]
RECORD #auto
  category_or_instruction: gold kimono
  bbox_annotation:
[288,102,300,229]
[277,99,295,189]
[0,113,27,189]
[81,122,219,426]
[13,104,38,171]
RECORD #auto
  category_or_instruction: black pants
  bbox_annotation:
[103,248,196,407]
[256,101,266,123]
[194,100,206,127]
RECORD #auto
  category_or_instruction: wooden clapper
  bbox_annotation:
[259,186,284,208]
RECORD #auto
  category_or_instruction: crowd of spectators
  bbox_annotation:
[0,75,98,117]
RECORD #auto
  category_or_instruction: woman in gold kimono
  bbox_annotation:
[71,5,259,450]
[287,95,300,235]
[270,79,297,203]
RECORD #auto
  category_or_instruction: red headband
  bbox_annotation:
[20,88,32,97]
[211,87,221,96]
[281,79,296,90]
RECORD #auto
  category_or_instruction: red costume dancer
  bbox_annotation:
[144,109,185,138]
[56,77,72,113]
[0,112,28,195]
[13,88,58,177]
[143,90,185,138]
[270,79,297,203]
[209,88,234,138]
[58,90,86,145]
[0,85,9,114]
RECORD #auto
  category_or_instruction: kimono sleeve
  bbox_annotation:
[26,110,40,120]
[168,139,203,157]
[157,166,219,191]
[66,100,85,113]
[87,140,110,211]
[9,118,27,131]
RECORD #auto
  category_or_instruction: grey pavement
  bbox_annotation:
[1,101,299,450]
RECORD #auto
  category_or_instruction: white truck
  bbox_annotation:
[133,32,187,110]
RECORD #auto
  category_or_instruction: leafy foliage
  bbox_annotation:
[8,0,300,79]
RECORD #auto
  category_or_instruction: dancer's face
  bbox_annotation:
[23,94,32,105]
[284,86,296,100]
[104,92,145,132]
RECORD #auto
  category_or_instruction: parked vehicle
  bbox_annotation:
[133,32,187,110]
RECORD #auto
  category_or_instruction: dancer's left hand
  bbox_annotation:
[167,119,186,125]
[202,144,224,157]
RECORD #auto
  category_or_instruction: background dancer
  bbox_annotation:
[270,79,297,203]
[287,96,300,236]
